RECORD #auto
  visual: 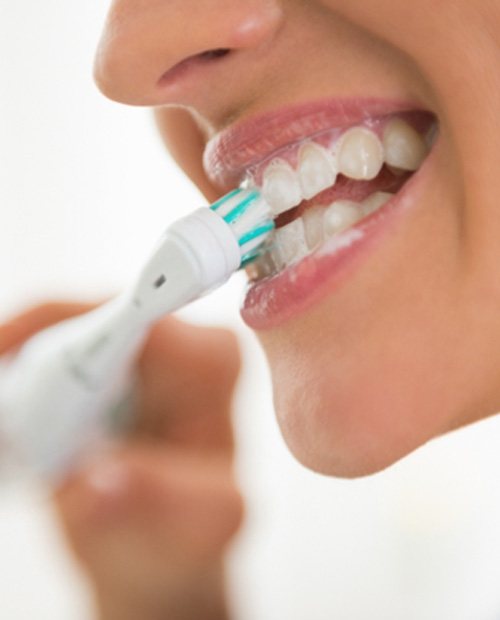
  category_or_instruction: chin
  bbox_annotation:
[274,385,430,478]
[266,343,456,478]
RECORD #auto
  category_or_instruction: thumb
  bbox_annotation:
[55,443,244,595]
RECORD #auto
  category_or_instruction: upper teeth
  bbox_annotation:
[383,118,428,171]
[259,118,429,217]
[298,142,337,200]
[262,159,302,214]
[337,127,384,181]
[273,218,310,269]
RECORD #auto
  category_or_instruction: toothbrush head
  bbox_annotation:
[210,187,274,268]
[130,188,275,321]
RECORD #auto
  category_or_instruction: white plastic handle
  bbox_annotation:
[0,207,242,482]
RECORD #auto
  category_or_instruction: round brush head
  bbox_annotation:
[210,187,275,267]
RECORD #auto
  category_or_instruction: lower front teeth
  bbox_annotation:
[256,191,393,278]
[324,200,362,236]
[303,206,325,249]
[361,191,393,216]
[273,219,310,269]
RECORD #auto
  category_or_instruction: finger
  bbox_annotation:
[0,301,97,355]
[55,443,244,594]
[136,316,241,454]
[155,107,220,202]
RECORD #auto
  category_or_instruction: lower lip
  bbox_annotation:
[240,148,436,330]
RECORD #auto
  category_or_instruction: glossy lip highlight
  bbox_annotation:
[203,98,425,189]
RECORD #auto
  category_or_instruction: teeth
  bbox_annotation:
[272,218,309,267]
[361,191,393,216]
[253,187,393,278]
[324,200,364,236]
[383,119,428,171]
[247,250,277,280]
[252,117,431,279]
[262,159,302,216]
[257,119,430,216]
[298,143,337,200]
[337,128,384,180]
[302,206,325,250]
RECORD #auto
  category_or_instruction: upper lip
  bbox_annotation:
[203,98,423,191]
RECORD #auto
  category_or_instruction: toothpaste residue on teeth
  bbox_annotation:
[246,115,432,218]
[262,159,302,216]
[273,218,309,267]
[316,227,364,257]
[249,189,393,281]
[298,142,337,200]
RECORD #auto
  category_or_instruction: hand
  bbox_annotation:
[0,302,244,620]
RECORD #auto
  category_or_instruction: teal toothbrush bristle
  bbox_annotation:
[238,221,274,247]
[210,188,241,213]
[210,188,275,267]
[240,248,267,269]
[222,190,260,224]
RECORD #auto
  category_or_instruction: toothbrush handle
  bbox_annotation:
[0,298,148,482]
[0,205,246,484]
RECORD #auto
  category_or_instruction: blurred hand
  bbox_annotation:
[0,302,244,620]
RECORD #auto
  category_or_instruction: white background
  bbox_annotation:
[1,2,500,619]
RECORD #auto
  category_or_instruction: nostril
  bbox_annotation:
[198,48,231,61]
[158,48,232,87]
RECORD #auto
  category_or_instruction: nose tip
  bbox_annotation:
[95,1,284,107]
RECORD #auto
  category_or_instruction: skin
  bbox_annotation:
[96,0,500,476]
[3,1,500,618]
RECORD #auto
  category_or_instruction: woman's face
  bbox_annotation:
[96,1,500,476]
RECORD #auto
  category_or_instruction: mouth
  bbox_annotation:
[204,99,438,328]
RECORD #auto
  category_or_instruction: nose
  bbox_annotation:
[95,0,284,107]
